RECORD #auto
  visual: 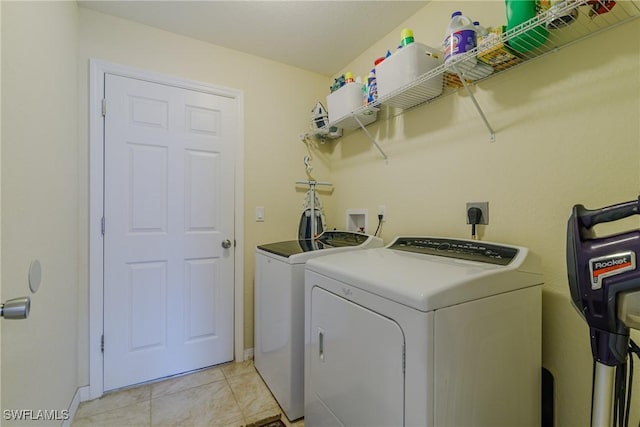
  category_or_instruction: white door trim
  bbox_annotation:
[88,59,244,399]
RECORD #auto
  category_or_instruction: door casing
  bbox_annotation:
[88,59,244,399]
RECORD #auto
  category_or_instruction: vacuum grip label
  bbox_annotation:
[589,252,636,290]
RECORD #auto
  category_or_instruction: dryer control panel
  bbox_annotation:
[389,237,518,266]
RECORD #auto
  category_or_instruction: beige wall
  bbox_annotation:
[2,2,638,425]
[76,8,331,384]
[319,2,640,426]
[1,0,4,411]
[1,1,79,421]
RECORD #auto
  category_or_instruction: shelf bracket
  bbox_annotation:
[453,66,496,143]
[353,114,388,161]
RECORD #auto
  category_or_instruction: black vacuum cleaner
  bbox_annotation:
[567,197,640,427]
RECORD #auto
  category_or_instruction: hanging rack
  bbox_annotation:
[296,180,332,239]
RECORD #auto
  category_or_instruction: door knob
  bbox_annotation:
[222,239,232,249]
[1,297,31,320]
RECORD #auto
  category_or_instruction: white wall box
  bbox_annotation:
[346,209,369,234]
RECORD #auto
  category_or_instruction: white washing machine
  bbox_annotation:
[254,231,383,421]
[304,236,543,427]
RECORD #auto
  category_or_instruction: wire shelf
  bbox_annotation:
[302,0,640,152]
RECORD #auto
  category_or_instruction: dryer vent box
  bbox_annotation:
[346,209,368,234]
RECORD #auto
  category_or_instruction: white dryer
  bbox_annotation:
[304,236,543,427]
[254,231,383,421]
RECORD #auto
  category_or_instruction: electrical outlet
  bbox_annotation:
[378,205,386,220]
[466,202,489,225]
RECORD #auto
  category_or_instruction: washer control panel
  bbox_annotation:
[389,237,518,265]
[319,231,370,247]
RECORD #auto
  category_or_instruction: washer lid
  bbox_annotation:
[257,239,327,258]
[257,231,382,259]
[305,237,543,311]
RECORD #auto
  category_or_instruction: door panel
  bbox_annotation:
[308,286,405,427]
[129,143,168,232]
[185,151,219,231]
[128,261,167,351]
[103,74,235,390]
[185,258,219,341]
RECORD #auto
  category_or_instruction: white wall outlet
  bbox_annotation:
[466,202,489,225]
[378,205,386,220]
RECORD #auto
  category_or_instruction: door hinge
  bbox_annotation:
[101,98,106,117]
[101,334,104,353]
[101,216,105,236]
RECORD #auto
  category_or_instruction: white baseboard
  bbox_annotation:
[63,386,90,427]
[244,348,254,361]
[78,386,91,402]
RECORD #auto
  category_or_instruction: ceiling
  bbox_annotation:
[77,1,427,76]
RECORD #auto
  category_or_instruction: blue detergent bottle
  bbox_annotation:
[444,11,477,73]
[367,69,377,104]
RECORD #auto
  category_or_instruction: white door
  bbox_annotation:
[103,74,236,390]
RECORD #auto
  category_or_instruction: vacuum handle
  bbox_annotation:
[592,362,615,427]
[577,198,640,229]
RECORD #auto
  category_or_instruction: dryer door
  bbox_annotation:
[307,286,405,426]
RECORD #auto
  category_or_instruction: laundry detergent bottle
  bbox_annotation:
[459,21,494,81]
[505,0,548,53]
[366,69,377,104]
[444,11,477,73]
[474,21,489,47]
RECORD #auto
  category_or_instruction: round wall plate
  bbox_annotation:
[29,259,42,293]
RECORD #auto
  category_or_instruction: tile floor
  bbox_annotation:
[72,360,304,427]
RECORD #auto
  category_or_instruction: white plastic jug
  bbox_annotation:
[474,21,489,47]
[444,11,477,73]
[461,21,493,81]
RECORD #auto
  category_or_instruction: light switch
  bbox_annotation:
[256,206,265,222]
